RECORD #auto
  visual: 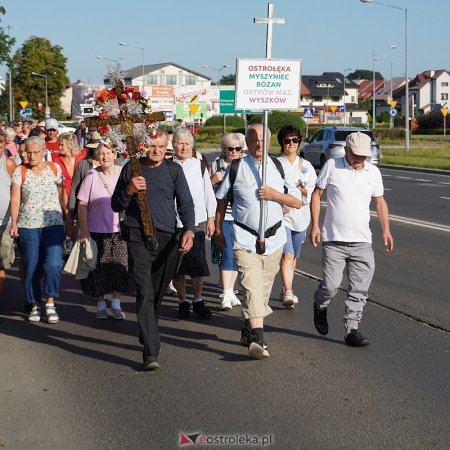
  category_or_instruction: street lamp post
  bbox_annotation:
[372,50,376,130]
[360,0,409,150]
[31,71,48,113]
[119,42,145,90]
[8,66,13,122]
[203,64,231,133]
[343,67,353,126]
[96,55,125,65]
[372,44,396,130]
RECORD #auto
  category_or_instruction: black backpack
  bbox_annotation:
[165,158,179,183]
[227,156,286,206]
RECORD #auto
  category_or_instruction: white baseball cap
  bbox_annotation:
[345,132,372,157]
[45,118,59,131]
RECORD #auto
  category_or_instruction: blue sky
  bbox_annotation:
[1,0,448,85]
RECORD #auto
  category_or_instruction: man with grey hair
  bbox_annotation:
[310,131,394,347]
[215,123,302,359]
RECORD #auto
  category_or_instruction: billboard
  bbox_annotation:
[235,58,301,110]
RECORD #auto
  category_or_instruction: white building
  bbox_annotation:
[105,62,212,122]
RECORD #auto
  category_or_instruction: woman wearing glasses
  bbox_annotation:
[210,133,245,311]
[277,125,317,308]
[9,136,67,323]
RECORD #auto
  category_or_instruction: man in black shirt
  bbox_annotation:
[112,128,195,371]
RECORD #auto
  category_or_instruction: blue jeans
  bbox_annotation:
[19,225,65,304]
[283,226,307,259]
[219,220,238,271]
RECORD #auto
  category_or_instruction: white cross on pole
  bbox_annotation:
[254,3,286,60]
[254,3,286,253]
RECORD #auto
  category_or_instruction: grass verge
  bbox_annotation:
[381,147,450,170]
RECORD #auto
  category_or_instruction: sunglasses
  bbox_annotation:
[283,137,300,145]
[227,147,243,152]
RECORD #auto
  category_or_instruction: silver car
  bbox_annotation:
[301,126,381,168]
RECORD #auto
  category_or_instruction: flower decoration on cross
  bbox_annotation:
[91,64,156,159]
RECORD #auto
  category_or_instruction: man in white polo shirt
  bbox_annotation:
[309,131,394,346]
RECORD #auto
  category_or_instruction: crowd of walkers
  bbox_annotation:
[0,117,393,370]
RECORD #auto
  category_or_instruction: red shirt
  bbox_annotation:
[53,149,87,196]
[45,139,61,155]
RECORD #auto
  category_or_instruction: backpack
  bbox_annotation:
[164,158,179,184]
[21,161,58,184]
[227,156,286,206]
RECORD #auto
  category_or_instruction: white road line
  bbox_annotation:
[440,197,450,200]
[384,188,392,191]
[396,176,412,179]
[415,179,431,182]
[439,182,450,185]
[373,212,450,232]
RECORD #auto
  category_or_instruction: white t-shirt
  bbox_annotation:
[278,156,317,232]
[316,157,384,243]
[173,156,216,226]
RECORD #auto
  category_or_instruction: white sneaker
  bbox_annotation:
[220,295,232,311]
[165,281,177,295]
[282,290,296,309]
[220,291,241,310]
[45,304,59,324]
[29,306,41,322]
[249,342,270,359]
[229,292,241,307]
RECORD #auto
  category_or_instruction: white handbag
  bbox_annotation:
[63,241,81,276]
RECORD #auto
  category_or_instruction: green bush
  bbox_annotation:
[374,128,405,140]
[204,115,244,127]
[416,111,444,130]
[247,110,305,135]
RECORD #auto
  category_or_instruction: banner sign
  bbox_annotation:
[235,58,301,111]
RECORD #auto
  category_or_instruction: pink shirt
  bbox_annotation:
[77,167,121,233]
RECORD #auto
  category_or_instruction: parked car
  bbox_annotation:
[300,126,381,168]
[58,122,76,134]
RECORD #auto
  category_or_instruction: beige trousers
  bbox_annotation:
[234,245,283,319]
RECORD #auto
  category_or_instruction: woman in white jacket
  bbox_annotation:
[277,125,317,309]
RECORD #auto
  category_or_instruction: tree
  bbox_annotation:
[8,36,69,120]
[348,69,383,81]
[0,6,16,121]
[219,73,236,85]
[0,7,15,64]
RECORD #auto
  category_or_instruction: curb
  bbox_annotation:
[381,164,450,176]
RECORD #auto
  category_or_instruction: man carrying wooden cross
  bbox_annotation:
[112,128,195,371]
[89,67,195,371]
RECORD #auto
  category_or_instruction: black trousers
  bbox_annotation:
[127,227,181,359]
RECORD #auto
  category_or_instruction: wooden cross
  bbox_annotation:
[85,81,165,242]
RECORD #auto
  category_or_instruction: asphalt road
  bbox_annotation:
[1,161,449,450]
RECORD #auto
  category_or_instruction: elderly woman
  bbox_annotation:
[172,129,216,319]
[53,132,87,197]
[53,132,87,251]
[9,136,67,323]
[4,127,18,158]
[210,133,244,311]
[277,124,317,308]
[77,143,128,319]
